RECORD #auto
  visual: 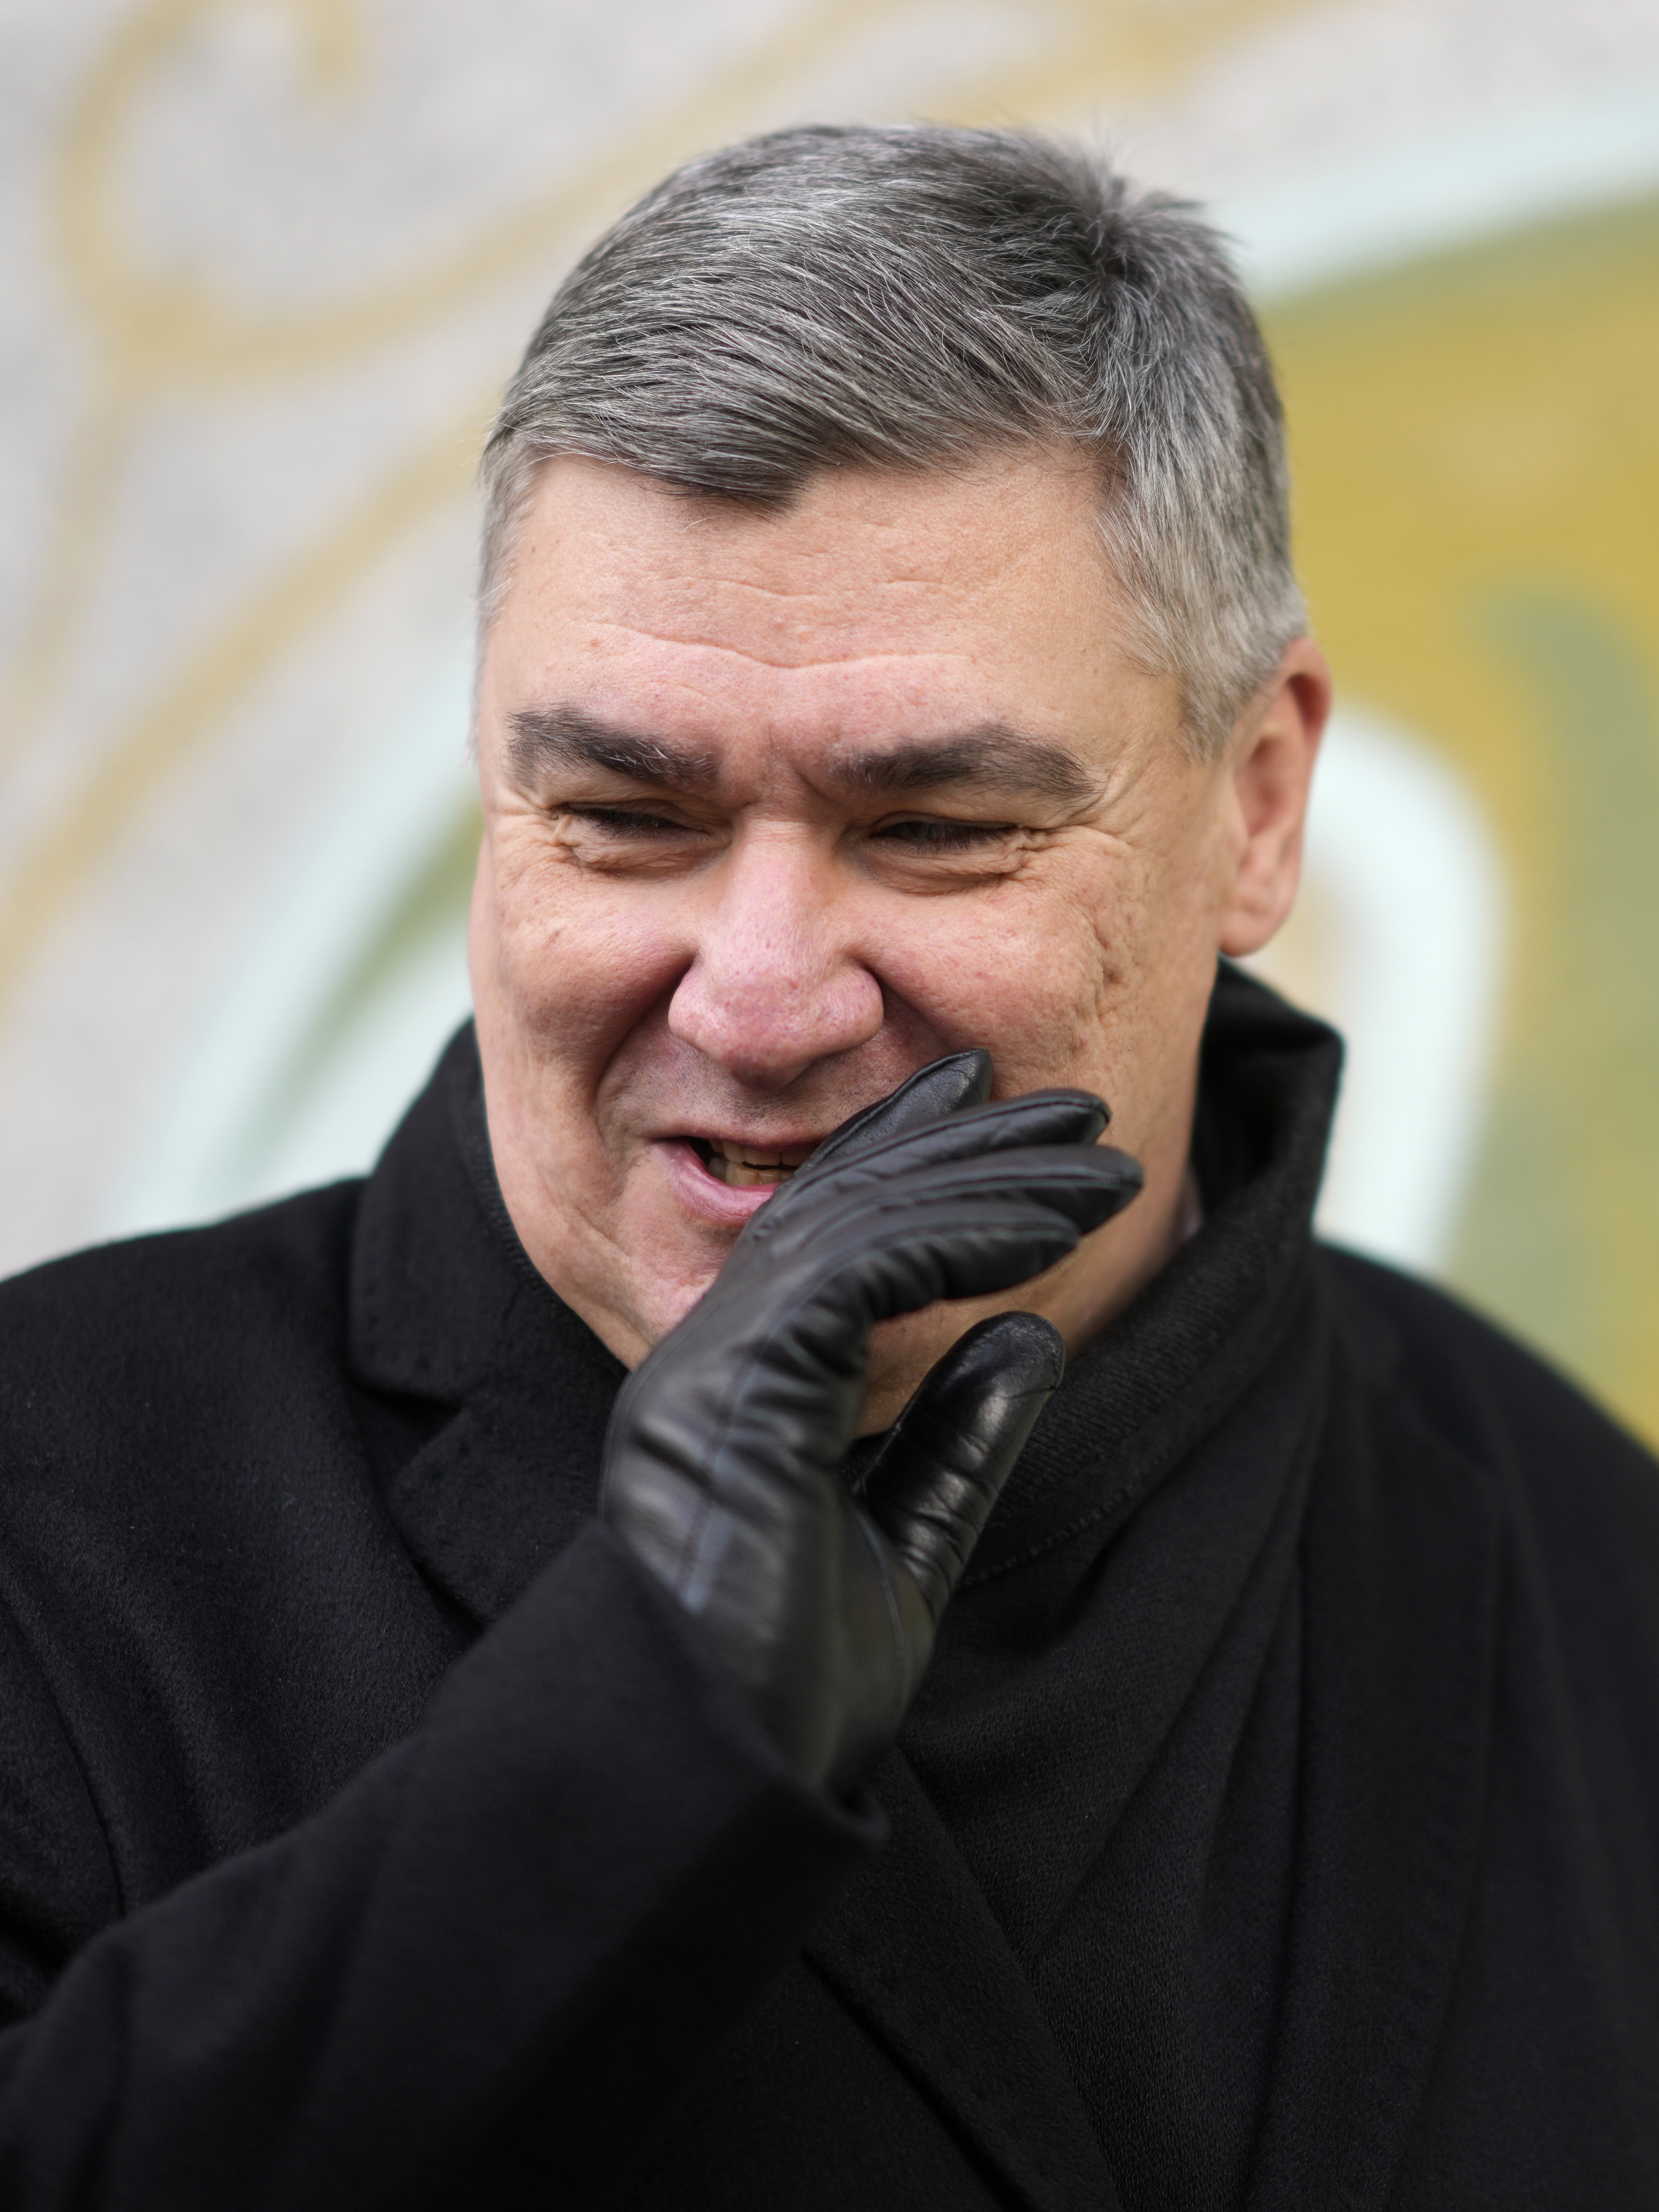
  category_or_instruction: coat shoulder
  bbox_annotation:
[1321,1245,1657,1479]
[0,1182,366,1487]
[0,1181,363,1365]
[1319,1244,1659,1671]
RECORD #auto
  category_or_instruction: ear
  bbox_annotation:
[1216,638,1332,959]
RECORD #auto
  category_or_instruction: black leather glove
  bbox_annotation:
[601,1051,1142,1794]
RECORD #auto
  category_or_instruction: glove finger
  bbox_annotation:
[786,1196,1089,1332]
[860,1311,1064,1618]
[747,1095,1117,1255]
[765,1143,1142,1273]
[796,1050,992,1181]
[874,1142,1142,1230]
[799,1090,1112,1201]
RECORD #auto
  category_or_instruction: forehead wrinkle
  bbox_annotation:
[666,569,934,606]
[592,616,953,676]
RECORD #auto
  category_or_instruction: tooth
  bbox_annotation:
[694,1142,800,1189]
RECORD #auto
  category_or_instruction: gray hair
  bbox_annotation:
[479,125,1305,757]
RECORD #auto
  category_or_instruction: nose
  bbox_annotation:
[667,828,884,1091]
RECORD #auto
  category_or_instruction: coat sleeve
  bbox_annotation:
[0,1522,879,2210]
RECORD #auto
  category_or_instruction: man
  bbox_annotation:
[0,124,1655,2210]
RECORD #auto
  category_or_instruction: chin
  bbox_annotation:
[625,1223,742,1354]
[856,1300,1000,1435]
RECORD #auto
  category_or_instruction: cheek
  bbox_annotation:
[865,833,1217,1123]
[868,874,1122,1092]
[476,830,692,1069]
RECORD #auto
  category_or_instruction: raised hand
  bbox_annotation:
[601,1051,1142,1794]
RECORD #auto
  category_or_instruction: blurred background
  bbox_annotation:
[2,0,1657,1442]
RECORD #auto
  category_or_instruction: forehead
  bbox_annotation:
[482,452,1167,756]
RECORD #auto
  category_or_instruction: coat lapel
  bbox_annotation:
[347,1025,627,1629]
[1245,1293,1501,2210]
[807,1751,1125,2212]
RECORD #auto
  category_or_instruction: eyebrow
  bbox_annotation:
[827,731,1102,809]
[507,707,720,796]
[506,704,1102,812]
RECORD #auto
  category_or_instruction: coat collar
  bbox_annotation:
[346,1025,625,1621]
[960,959,1343,1585]
[341,962,1342,1626]
[347,1022,528,1405]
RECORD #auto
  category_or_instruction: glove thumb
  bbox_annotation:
[860,1311,1064,1621]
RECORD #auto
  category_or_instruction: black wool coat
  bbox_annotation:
[0,967,1655,2210]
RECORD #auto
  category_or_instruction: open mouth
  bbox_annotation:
[687,1137,816,1189]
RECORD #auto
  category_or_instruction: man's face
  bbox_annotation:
[471,451,1319,1422]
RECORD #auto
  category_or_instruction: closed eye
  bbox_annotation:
[561,804,699,838]
[870,817,1018,851]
